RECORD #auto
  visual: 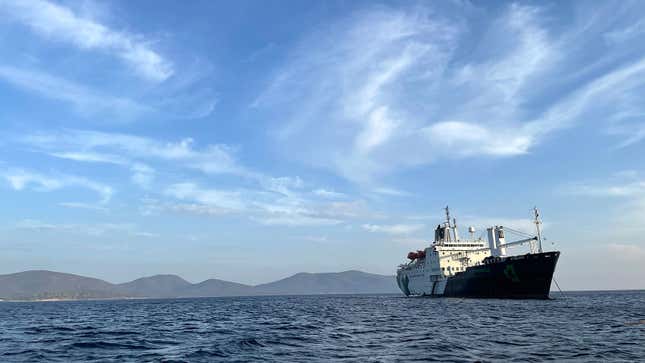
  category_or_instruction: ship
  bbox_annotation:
[396,207,560,299]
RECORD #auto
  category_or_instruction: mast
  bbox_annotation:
[445,206,452,242]
[453,218,459,241]
[533,207,543,253]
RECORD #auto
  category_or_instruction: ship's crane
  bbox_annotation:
[438,236,538,262]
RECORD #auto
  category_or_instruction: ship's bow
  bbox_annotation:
[444,251,560,299]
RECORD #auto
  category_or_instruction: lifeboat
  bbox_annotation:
[416,250,426,259]
[407,252,418,260]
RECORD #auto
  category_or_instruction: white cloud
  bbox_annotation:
[262,176,304,196]
[164,183,246,212]
[23,129,245,177]
[58,202,108,212]
[0,0,173,81]
[158,181,373,227]
[50,151,129,165]
[0,66,150,121]
[21,129,368,226]
[371,187,411,197]
[313,189,346,199]
[527,56,645,147]
[140,198,232,217]
[49,149,155,189]
[604,19,645,44]
[14,219,155,238]
[563,172,645,198]
[254,3,645,187]
[130,163,155,188]
[362,223,424,235]
[607,243,645,261]
[1,169,113,203]
[422,121,531,157]
[253,4,561,184]
[3,169,62,191]
[566,181,645,197]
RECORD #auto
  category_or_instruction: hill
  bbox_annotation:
[254,270,399,295]
[0,270,398,301]
[117,274,192,298]
[0,270,124,300]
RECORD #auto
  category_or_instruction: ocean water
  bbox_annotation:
[0,291,643,362]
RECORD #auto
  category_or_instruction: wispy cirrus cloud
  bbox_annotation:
[362,223,424,235]
[254,2,645,186]
[157,181,374,227]
[47,149,156,189]
[313,189,346,199]
[58,202,108,212]
[23,129,244,178]
[562,171,645,198]
[14,219,156,238]
[1,168,113,203]
[0,0,173,82]
[19,129,373,225]
[0,66,151,120]
[253,4,561,184]
[0,64,219,122]
[164,182,246,212]
[22,129,334,199]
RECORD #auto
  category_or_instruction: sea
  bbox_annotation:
[0,291,643,362]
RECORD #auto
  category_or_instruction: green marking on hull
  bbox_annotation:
[504,264,520,282]
[400,274,410,296]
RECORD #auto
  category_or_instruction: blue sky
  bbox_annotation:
[1,0,644,289]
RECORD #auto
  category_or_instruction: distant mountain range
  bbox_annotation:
[0,270,399,301]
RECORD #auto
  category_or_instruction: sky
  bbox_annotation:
[1,0,645,289]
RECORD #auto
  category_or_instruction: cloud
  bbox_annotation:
[164,183,246,212]
[58,202,108,212]
[254,2,645,185]
[422,121,531,157]
[48,148,155,189]
[607,243,645,261]
[604,19,645,44]
[0,0,173,81]
[362,223,424,235]
[130,163,155,189]
[261,176,304,196]
[1,168,113,203]
[528,56,645,148]
[23,129,245,177]
[313,189,346,199]
[141,199,233,217]
[563,172,645,198]
[14,219,155,238]
[49,151,129,165]
[0,66,150,120]
[21,129,369,226]
[565,181,645,197]
[252,4,561,184]
[158,182,372,227]
[371,187,411,197]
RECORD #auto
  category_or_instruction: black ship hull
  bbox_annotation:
[443,251,560,299]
